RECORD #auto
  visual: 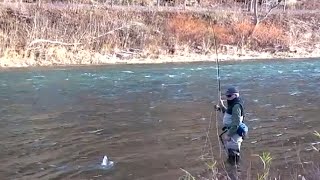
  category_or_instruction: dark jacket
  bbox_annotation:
[222,98,244,136]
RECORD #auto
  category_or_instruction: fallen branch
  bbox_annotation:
[28,22,144,47]
[91,23,139,41]
[28,39,82,47]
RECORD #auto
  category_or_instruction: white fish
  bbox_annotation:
[101,156,108,166]
[101,156,114,167]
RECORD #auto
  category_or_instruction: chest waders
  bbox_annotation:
[222,101,243,165]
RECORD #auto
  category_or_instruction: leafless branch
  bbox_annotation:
[28,22,144,47]
[260,1,282,23]
[28,39,82,47]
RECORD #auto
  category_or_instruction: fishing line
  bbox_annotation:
[201,33,227,162]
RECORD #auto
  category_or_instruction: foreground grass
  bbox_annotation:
[179,131,320,180]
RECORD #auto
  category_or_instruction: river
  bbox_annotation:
[0,59,319,179]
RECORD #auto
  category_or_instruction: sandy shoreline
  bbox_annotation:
[1,50,320,69]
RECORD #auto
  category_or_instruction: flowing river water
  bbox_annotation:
[0,59,320,180]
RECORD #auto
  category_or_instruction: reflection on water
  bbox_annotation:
[0,59,320,179]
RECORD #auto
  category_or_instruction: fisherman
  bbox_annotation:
[215,86,248,165]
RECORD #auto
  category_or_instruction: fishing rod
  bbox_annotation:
[213,34,221,101]
[201,32,228,160]
[213,33,229,157]
[201,33,226,160]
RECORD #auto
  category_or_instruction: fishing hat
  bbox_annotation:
[225,86,239,95]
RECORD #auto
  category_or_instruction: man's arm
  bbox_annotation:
[219,99,226,113]
[227,104,241,136]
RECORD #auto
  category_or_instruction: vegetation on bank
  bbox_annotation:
[179,131,320,180]
[0,1,319,67]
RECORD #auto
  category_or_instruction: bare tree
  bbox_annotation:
[253,0,258,24]
[283,0,286,11]
[246,0,255,12]
[253,0,282,26]
[241,0,283,50]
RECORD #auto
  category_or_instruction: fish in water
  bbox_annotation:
[101,155,114,168]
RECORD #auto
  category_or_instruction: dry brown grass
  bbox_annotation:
[166,14,288,52]
[253,22,287,47]
[0,4,158,65]
[0,2,319,66]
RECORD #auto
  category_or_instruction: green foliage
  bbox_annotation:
[253,152,272,180]
[313,131,320,139]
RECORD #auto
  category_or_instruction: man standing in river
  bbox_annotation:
[216,86,247,164]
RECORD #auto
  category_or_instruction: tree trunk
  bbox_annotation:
[264,0,268,12]
[283,0,287,11]
[249,0,255,12]
[245,0,249,11]
[253,0,259,25]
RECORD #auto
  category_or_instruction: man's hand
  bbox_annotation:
[214,104,221,111]
[215,99,226,111]
[219,99,224,106]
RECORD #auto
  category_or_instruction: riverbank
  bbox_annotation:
[1,3,320,68]
[1,49,320,68]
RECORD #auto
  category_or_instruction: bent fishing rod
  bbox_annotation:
[213,34,221,101]
[213,34,229,156]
